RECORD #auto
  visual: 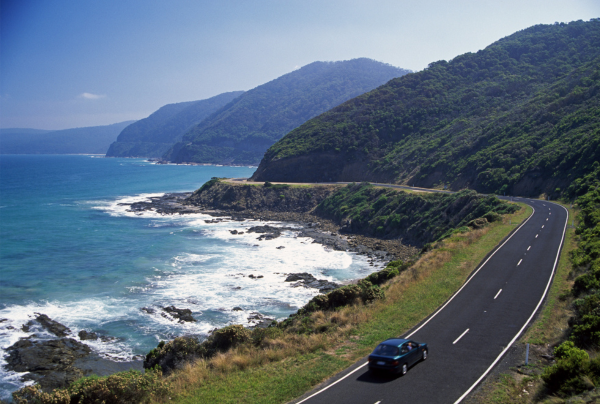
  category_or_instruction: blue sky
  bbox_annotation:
[1,0,598,130]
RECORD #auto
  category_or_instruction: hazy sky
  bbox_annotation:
[1,0,598,130]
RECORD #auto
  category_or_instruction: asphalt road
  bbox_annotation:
[287,194,569,404]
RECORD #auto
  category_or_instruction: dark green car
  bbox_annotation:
[368,338,428,375]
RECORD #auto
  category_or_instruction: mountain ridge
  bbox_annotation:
[252,20,600,199]
[164,58,411,165]
[105,91,244,158]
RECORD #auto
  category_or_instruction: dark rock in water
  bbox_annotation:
[125,192,201,215]
[247,312,275,329]
[162,306,195,323]
[230,229,239,234]
[247,225,295,241]
[284,272,339,293]
[24,313,71,337]
[297,229,349,251]
[276,246,285,249]
[78,330,98,340]
[232,307,243,311]
[141,307,156,314]
[5,337,91,390]
[248,274,264,279]
[285,273,314,282]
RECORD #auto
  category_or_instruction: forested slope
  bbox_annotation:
[105,91,243,158]
[252,20,600,199]
[163,58,410,165]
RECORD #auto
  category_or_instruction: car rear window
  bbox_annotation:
[373,344,399,356]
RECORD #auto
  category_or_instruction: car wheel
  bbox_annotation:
[422,349,428,361]
[401,363,408,375]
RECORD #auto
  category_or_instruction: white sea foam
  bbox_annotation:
[89,193,167,218]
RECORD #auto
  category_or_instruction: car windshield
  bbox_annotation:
[373,344,399,356]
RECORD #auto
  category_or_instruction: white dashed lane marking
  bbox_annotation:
[453,329,470,345]
[517,259,523,266]
[494,289,502,299]
[527,246,531,251]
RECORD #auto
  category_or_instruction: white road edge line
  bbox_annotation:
[293,200,537,404]
[454,202,569,404]
[294,362,369,404]
[494,289,502,299]
[453,329,470,344]
[517,259,522,266]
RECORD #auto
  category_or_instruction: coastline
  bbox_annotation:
[4,191,414,396]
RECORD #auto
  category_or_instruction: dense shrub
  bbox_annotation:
[12,368,169,404]
[144,325,251,373]
[541,341,598,397]
[295,283,384,316]
[365,260,412,285]
[570,292,600,347]
[144,337,207,374]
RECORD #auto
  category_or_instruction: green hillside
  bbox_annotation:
[252,20,600,199]
[105,91,243,158]
[163,58,410,165]
[0,121,134,155]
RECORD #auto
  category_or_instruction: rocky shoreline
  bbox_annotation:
[125,192,417,261]
[3,314,144,391]
[4,190,417,396]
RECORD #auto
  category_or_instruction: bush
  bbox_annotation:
[144,325,252,374]
[294,282,385,318]
[570,292,600,347]
[541,341,596,397]
[13,368,169,404]
[365,260,412,285]
[144,336,207,374]
[482,211,502,223]
[210,325,251,351]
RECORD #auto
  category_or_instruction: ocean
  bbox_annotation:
[0,155,378,399]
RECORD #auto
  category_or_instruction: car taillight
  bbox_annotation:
[391,360,399,366]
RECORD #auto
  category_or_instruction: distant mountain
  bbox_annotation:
[163,58,411,165]
[252,20,600,199]
[0,121,135,155]
[105,91,244,158]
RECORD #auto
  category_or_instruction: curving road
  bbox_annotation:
[230,179,569,403]
[282,189,567,404]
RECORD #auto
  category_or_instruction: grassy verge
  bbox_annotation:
[160,203,532,404]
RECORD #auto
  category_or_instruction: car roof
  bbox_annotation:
[379,338,408,346]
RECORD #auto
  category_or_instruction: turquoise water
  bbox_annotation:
[0,155,378,398]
